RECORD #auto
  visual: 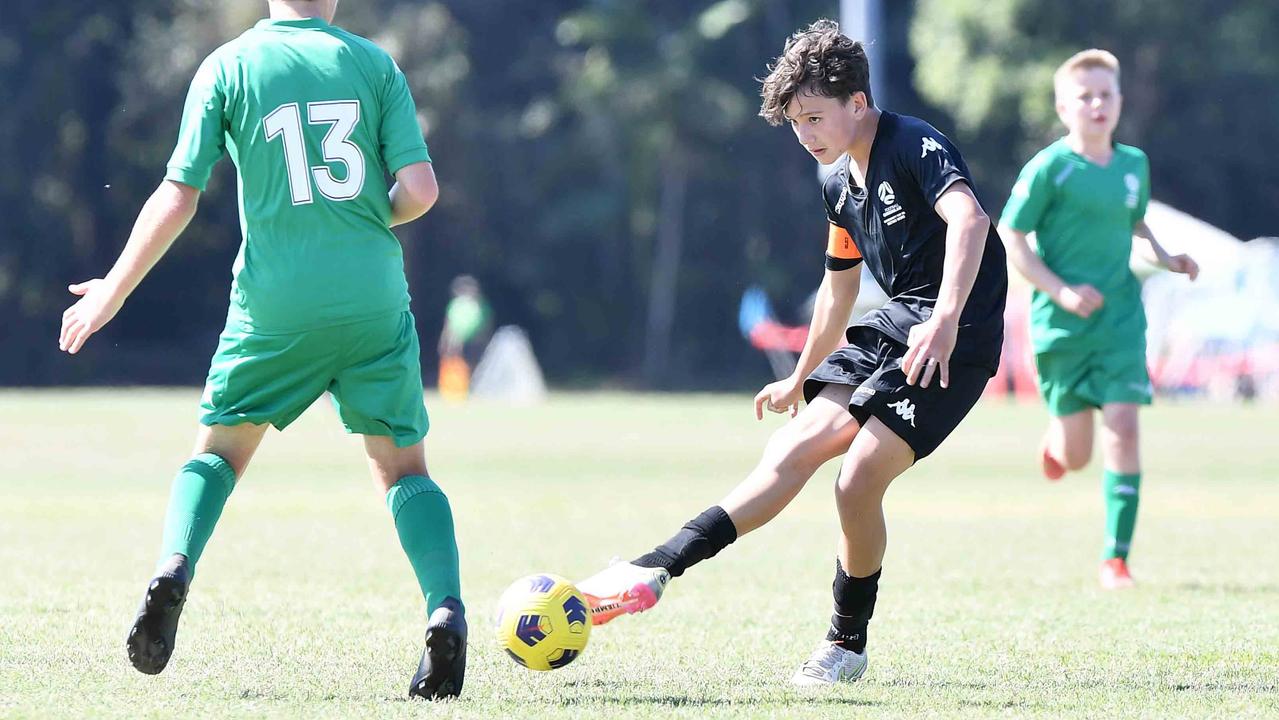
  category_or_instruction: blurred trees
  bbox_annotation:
[912,0,1279,239]
[3,1,1276,387]
[3,0,832,387]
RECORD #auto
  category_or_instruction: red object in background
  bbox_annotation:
[748,320,809,353]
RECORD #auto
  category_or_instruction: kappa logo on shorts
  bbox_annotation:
[887,398,917,427]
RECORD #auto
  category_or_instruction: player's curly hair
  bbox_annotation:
[759,19,873,127]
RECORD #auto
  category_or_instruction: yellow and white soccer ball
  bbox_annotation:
[495,573,591,671]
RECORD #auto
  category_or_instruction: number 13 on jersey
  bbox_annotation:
[263,100,366,205]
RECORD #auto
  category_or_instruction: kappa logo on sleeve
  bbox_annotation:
[920,136,943,158]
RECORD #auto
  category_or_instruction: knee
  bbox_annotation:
[834,470,882,510]
[1104,413,1140,448]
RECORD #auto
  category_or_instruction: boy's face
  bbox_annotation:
[783,90,868,163]
[1056,67,1121,141]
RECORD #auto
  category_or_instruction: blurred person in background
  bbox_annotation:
[998,49,1198,589]
[437,274,492,401]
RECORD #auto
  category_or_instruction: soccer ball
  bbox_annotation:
[495,573,591,671]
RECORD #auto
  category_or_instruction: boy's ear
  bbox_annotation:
[850,91,868,115]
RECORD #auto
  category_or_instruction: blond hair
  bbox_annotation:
[1054,49,1120,94]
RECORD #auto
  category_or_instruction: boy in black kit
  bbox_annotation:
[578,19,1007,685]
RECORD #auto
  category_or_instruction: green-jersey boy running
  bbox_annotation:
[58,0,466,700]
[998,49,1198,590]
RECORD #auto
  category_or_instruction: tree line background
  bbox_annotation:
[3,0,1276,388]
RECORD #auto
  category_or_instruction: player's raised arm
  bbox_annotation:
[389,161,439,227]
[754,244,861,420]
[902,182,988,389]
[59,180,201,355]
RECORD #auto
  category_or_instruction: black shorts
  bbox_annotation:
[802,326,993,461]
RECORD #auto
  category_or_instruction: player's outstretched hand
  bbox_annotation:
[1056,284,1104,319]
[754,377,803,420]
[1166,254,1199,281]
[904,316,957,389]
[59,278,125,355]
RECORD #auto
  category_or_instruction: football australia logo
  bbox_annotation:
[878,181,906,226]
[1124,173,1140,209]
[877,181,896,206]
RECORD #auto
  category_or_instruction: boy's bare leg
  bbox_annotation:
[1099,403,1140,474]
[366,435,465,700]
[582,384,862,624]
[364,435,429,493]
[1042,409,1094,479]
[720,384,862,535]
[192,421,270,478]
[834,418,914,577]
[793,417,914,686]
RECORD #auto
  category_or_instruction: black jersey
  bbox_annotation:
[822,112,1007,371]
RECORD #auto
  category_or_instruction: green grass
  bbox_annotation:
[1,389,1276,719]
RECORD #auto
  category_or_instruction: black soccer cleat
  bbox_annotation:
[126,562,190,675]
[408,597,467,700]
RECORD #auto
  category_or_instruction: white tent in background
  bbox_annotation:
[470,326,547,404]
[1140,201,1279,399]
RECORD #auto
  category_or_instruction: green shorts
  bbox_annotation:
[1034,345,1152,417]
[199,311,429,446]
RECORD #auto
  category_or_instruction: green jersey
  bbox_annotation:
[1001,139,1151,353]
[166,17,430,333]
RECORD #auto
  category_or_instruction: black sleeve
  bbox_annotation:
[820,172,864,271]
[906,126,971,207]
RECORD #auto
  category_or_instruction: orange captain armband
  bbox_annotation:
[826,223,861,260]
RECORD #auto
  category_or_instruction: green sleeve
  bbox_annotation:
[380,62,431,174]
[1000,153,1054,233]
[1133,153,1151,225]
[164,55,227,190]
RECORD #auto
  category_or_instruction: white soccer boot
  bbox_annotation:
[790,642,868,686]
[576,561,671,625]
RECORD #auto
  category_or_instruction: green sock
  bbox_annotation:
[158,452,237,578]
[1102,470,1141,560]
[386,475,463,616]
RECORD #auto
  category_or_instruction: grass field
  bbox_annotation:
[1,389,1277,719]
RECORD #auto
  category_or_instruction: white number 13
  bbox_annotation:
[263,100,366,205]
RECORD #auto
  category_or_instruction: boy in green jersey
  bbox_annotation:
[999,50,1199,589]
[58,0,466,699]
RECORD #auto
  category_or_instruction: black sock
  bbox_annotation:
[826,559,879,653]
[632,506,738,577]
[157,553,190,582]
